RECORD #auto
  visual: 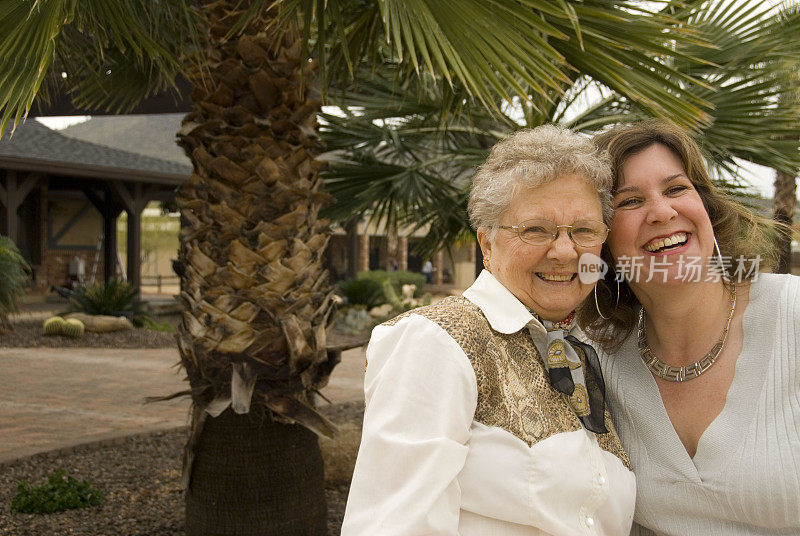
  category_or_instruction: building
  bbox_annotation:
[0,120,190,292]
[1,117,479,294]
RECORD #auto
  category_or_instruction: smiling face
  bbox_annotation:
[477,173,604,321]
[608,143,715,286]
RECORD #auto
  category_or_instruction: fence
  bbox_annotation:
[140,275,180,294]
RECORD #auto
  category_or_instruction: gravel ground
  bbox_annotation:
[1,311,368,534]
[0,318,177,349]
[0,402,364,536]
[0,315,368,351]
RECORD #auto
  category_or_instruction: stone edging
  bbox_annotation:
[0,422,188,469]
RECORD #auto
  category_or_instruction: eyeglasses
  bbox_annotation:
[497,219,608,247]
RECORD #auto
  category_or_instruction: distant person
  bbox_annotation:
[342,125,634,535]
[421,260,434,284]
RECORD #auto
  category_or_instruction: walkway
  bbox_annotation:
[0,345,366,465]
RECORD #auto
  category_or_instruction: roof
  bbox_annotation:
[60,114,189,166]
[0,120,191,185]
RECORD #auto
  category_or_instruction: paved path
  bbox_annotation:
[0,346,366,464]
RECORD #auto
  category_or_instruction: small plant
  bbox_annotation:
[0,235,30,331]
[338,278,385,309]
[43,316,67,336]
[336,306,375,335]
[43,316,85,338]
[357,270,427,296]
[10,469,102,514]
[381,280,432,315]
[381,280,407,312]
[61,318,85,338]
[61,278,152,327]
[140,316,174,332]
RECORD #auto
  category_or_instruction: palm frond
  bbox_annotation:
[0,235,30,326]
[548,1,713,129]
[0,0,69,134]
[579,0,800,176]
[321,0,800,255]
[279,0,718,124]
[0,0,199,136]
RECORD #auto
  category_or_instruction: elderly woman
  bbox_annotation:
[342,125,635,535]
[585,120,800,535]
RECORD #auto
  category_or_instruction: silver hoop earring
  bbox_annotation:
[713,235,729,281]
[594,284,610,320]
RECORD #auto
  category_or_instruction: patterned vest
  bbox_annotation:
[383,296,630,469]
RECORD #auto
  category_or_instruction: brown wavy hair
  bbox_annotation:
[579,119,785,351]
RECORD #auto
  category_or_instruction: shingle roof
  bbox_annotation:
[0,120,191,185]
[60,114,189,166]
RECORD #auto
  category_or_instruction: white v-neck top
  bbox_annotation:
[600,273,800,535]
[342,271,636,535]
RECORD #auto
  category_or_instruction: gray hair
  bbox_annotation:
[468,125,612,241]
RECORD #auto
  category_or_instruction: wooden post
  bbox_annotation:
[83,186,123,283]
[103,205,121,282]
[0,171,40,243]
[0,171,13,240]
[108,182,157,294]
[127,184,143,290]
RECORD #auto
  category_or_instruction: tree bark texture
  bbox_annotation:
[176,2,336,533]
[773,169,797,274]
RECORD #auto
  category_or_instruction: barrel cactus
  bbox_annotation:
[62,318,85,338]
[43,316,66,336]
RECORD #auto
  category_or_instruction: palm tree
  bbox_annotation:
[774,169,797,272]
[768,4,800,274]
[321,1,800,258]
[0,1,740,533]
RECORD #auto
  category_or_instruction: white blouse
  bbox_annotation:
[341,271,636,535]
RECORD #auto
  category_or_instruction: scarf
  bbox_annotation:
[528,313,608,434]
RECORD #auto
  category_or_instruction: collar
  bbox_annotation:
[463,271,607,434]
[463,270,547,339]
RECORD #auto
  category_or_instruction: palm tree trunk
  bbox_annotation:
[176,2,336,533]
[185,409,326,535]
[344,217,360,279]
[773,169,797,273]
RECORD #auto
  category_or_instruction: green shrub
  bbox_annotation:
[357,270,427,296]
[61,278,152,327]
[338,278,385,309]
[10,469,102,514]
[0,235,30,330]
